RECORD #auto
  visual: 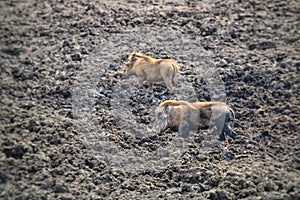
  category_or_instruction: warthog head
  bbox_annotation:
[153,105,171,133]
[124,53,138,74]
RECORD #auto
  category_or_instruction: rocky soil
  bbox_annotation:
[0,0,299,199]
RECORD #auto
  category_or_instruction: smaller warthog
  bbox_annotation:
[123,52,179,94]
[153,100,237,141]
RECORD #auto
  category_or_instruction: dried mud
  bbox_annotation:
[0,0,299,199]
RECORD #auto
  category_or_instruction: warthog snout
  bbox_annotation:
[152,110,169,133]
[120,70,128,79]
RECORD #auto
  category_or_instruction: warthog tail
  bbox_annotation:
[172,63,179,73]
[228,107,235,121]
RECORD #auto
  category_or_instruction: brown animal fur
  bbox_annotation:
[158,100,231,113]
[128,52,156,63]
[124,52,179,93]
[153,100,236,140]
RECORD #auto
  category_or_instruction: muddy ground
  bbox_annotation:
[0,0,299,199]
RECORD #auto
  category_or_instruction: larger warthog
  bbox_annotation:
[123,52,179,94]
[153,100,237,141]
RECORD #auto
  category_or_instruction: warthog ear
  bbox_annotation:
[127,52,134,60]
[130,53,138,61]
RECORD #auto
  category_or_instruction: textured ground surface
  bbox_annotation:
[0,0,299,199]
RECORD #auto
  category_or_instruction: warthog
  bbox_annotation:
[123,52,179,94]
[153,100,237,141]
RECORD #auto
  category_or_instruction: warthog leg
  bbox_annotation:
[220,123,237,141]
[220,111,237,141]
[223,123,237,139]
[179,120,190,138]
[219,132,226,141]
[151,83,157,90]
[161,69,175,94]
[164,80,174,94]
[137,76,145,88]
